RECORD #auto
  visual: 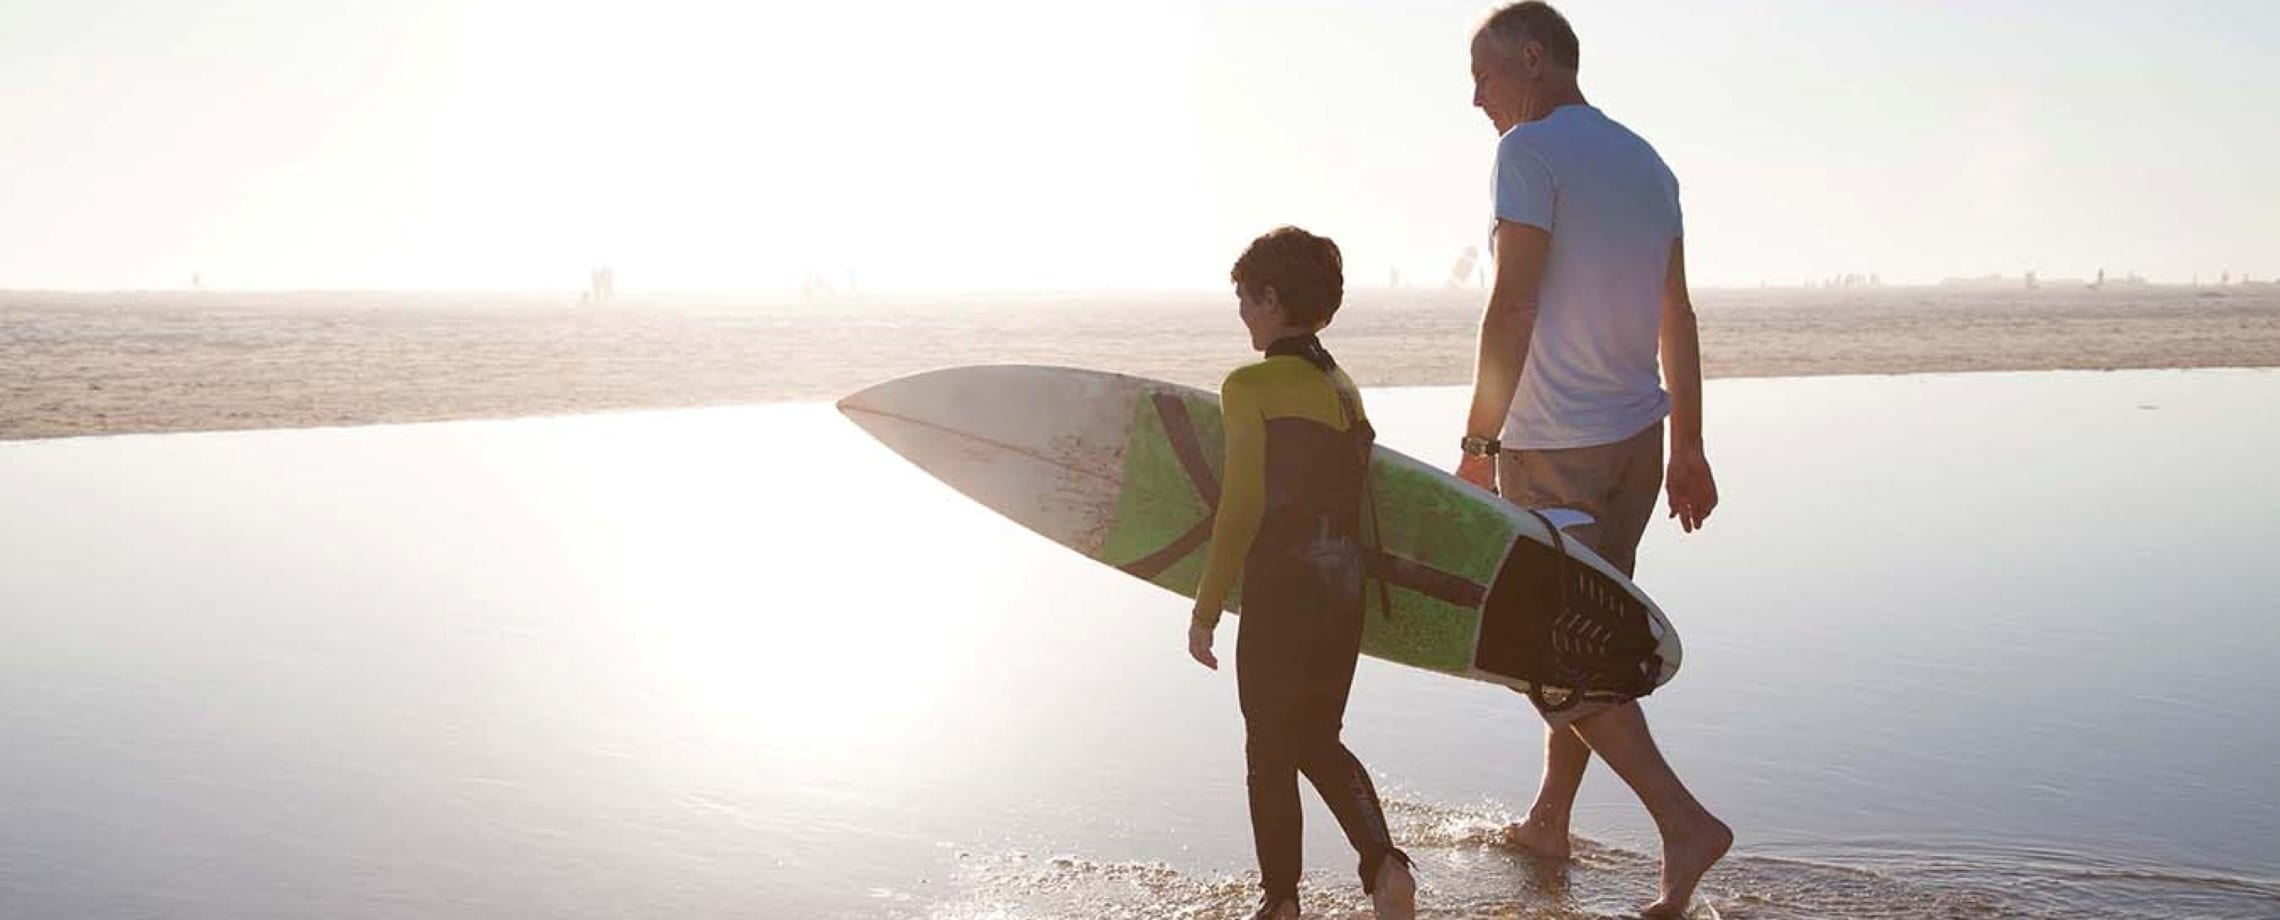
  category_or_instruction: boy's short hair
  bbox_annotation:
[1230,226,1344,327]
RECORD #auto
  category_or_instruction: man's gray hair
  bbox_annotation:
[1480,2,1580,71]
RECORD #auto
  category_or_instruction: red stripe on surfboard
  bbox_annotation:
[1117,392,1486,609]
[1152,393,1221,507]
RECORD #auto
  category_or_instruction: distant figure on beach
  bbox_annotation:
[1449,247,1481,289]
[1454,4,1730,916]
[801,270,836,304]
[584,266,615,305]
[1185,227,1418,920]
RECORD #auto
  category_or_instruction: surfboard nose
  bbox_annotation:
[836,371,923,420]
[837,368,972,434]
[831,364,1147,557]
[834,388,870,421]
[837,365,1158,467]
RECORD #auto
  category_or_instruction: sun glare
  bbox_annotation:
[424,0,1206,292]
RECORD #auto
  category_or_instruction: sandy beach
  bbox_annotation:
[6,285,2279,440]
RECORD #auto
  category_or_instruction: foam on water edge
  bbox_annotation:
[900,798,2279,920]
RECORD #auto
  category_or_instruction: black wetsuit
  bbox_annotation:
[1193,335,1409,905]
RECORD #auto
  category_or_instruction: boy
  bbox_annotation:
[1186,227,1417,920]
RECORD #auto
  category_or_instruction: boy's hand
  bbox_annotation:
[1187,622,1219,670]
[1456,454,1497,493]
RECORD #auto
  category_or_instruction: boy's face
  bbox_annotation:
[1236,283,1281,351]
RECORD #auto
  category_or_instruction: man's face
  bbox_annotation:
[1470,32,1529,134]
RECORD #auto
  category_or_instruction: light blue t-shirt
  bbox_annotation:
[1492,104,1682,450]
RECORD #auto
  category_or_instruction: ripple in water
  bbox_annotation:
[904,800,2280,919]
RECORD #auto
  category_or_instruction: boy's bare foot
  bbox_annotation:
[1639,814,1732,919]
[1246,893,1299,920]
[1500,816,1572,862]
[1372,856,1417,920]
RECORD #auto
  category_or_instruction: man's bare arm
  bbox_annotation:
[1659,238,1703,450]
[1659,237,1718,531]
[1465,221,1552,442]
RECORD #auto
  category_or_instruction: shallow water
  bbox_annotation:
[0,370,2274,918]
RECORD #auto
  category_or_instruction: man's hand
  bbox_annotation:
[1456,454,1498,493]
[1666,444,1718,533]
[1187,622,1219,670]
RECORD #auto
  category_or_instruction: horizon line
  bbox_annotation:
[6,279,2277,299]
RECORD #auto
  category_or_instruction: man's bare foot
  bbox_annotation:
[1371,857,1417,920]
[1639,814,1732,918]
[1500,817,1572,862]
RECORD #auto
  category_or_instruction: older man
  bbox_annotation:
[1455,3,1730,916]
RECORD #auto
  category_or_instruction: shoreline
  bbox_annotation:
[7,287,2279,441]
[8,364,2274,445]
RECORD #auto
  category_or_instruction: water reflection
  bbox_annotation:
[0,372,2274,919]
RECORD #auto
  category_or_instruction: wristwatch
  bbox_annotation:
[1460,435,1502,457]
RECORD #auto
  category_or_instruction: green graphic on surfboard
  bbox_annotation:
[1096,390,1509,672]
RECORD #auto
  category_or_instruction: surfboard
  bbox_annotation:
[838,365,1680,705]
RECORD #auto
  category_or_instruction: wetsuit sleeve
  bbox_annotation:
[1192,372,1266,629]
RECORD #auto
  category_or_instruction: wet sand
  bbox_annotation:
[6,285,2279,440]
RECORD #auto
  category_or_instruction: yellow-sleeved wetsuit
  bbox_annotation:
[1189,334,1407,908]
[1189,335,1382,625]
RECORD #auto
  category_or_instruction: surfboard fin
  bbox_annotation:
[1537,508,1595,532]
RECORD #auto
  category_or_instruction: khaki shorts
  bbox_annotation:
[1495,421,1664,725]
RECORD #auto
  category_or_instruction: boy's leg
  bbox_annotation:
[1298,738,1416,920]
[1289,587,1413,918]
[1237,614,1307,905]
[1289,609,1404,890]
[1296,741,1405,882]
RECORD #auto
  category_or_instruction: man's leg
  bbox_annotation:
[1516,424,1726,913]
[1505,722,1591,860]
[1567,702,1731,918]
[1580,425,1729,916]
[1495,445,1612,861]
[1499,423,1668,860]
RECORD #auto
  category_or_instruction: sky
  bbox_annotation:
[2,0,2276,293]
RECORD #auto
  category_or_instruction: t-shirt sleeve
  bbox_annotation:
[1493,136,1556,231]
[1669,171,1685,239]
